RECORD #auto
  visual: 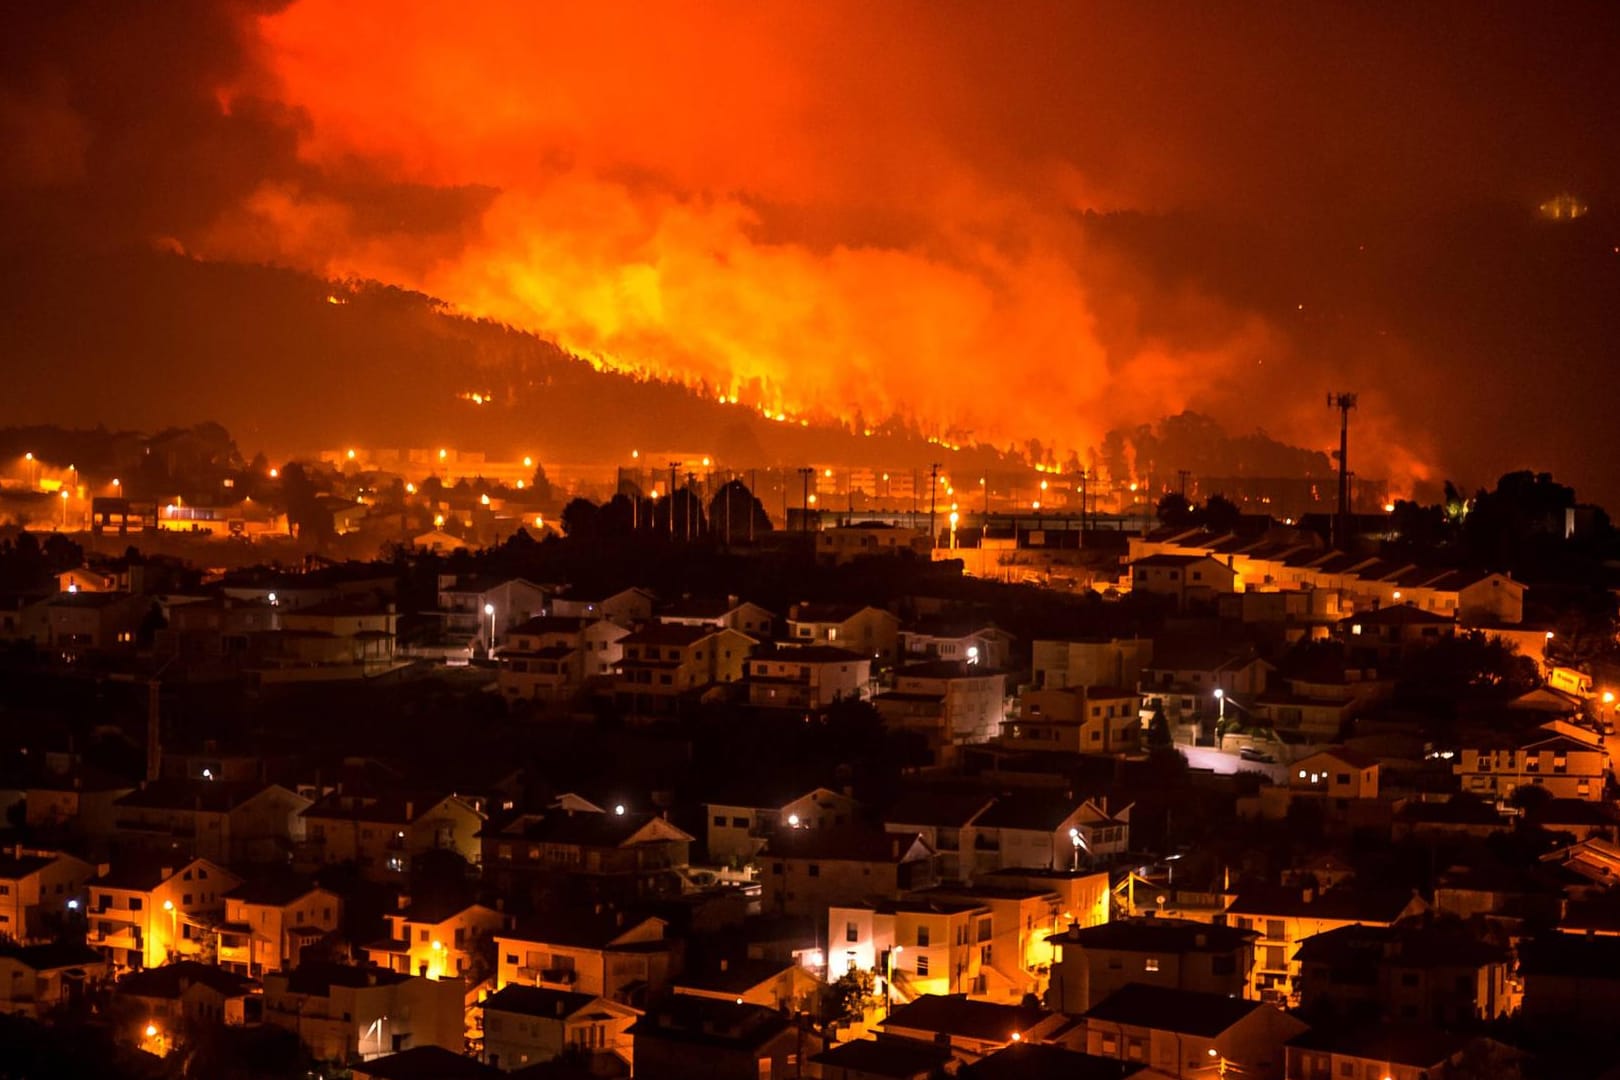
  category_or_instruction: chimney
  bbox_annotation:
[616,911,625,927]
[404,801,414,821]
[720,958,729,972]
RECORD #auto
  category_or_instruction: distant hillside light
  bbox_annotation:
[614,804,625,815]
[1539,193,1589,220]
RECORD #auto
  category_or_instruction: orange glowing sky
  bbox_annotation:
[204,2,1320,472]
[7,1,1618,498]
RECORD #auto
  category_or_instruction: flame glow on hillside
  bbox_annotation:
[190,1,1448,485]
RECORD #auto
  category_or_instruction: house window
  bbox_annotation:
[1145,958,1160,972]
[129,898,142,911]
[915,955,929,976]
[808,865,820,878]
[713,815,726,827]
[419,929,429,942]
[505,953,519,965]
[846,922,859,943]
[732,817,748,828]
[916,926,930,947]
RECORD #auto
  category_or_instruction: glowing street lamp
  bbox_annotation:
[484,603,496,655]
[60,489,69,526]
[1214,688,1226,723]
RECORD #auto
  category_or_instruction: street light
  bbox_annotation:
[162,900,177,960]
[484,603,496,655]
[1068,826,1088,870]
[1214,688,1225,723]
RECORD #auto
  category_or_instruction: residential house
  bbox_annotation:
[827,897,992,999]
[27,591,147,652]
[1518,932,1620,1027]
[900,620,1016,671]
[745,645,871,710]
[963,793,1130,880]
[657,595,776,637]
[811,1035,956,1080]
[481,808,693,903]
[480,984,640,1073]
[24,767,134,836]
[0,942,110,1018]
[352,1046,502,1079]
[1003,686,1141,755]
[958,1042,1161,1080]
[628,996,804,1080]
[366,899,509,983]
[786,603,902,664]
[0,849,95,943]
[298,790,485,880]
[1453,725,1607,802]
[1032,638,1153,692]
[1128,554,1238,610]
[674,956,822,1013]
[116,960,262,1030]
[878,994,1049,1062]
[551,587,656,628]
[705,786,859,863]
[1293,922,1511,1025]
[613,625,757,715]
[884,788,998,884]
[497,616,630,702]
[875,661,1010,760]
[218,877,341,977]
[1216,884,1428,1005]
[813,523,932,566]
[1138,641,1273,740]
[262,962,465,1063]
[435,575,551,649]
[1045,918,1257,1014]
[494,912,677,1005]
[762,829,938,918]
[1083,984,1307,1080]
[87,856,242,972]
[917,879,1085,1002]
[1337,606,1455,665]
[268,598,399,668]
[1245,748,1382,822]
[110,780,311,864]
[1284,1028,1517,1080]
[159,595,281,661]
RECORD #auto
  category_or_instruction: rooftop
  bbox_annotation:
[1083,984,1263,1037]
[880,994,1048,1042]
[482,985,601,1019]
[1049,917,1256,952]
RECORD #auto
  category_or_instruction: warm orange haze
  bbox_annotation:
[204,1,1450,485]
[2,2,1617,502]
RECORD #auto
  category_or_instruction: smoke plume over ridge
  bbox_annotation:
[5,2,1619,497]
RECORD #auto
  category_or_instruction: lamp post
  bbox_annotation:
[1214,688,1225,723]
[1068,827,1087,870]
[484,603,496,656]
[60,489,69,528]
[162,899,177,961]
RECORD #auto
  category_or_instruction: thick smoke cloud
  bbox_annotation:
[4,2,1618,498]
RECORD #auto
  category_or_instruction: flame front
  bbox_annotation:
[194,2,1430,482]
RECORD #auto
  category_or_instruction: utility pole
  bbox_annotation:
[1079,467,1090,536]
[1177,469,1190,499]
[928,462,941,549]
[685,471,697,542]
[1327,392,1358,548]
[667,462,681,539]
[796,467,814,532]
